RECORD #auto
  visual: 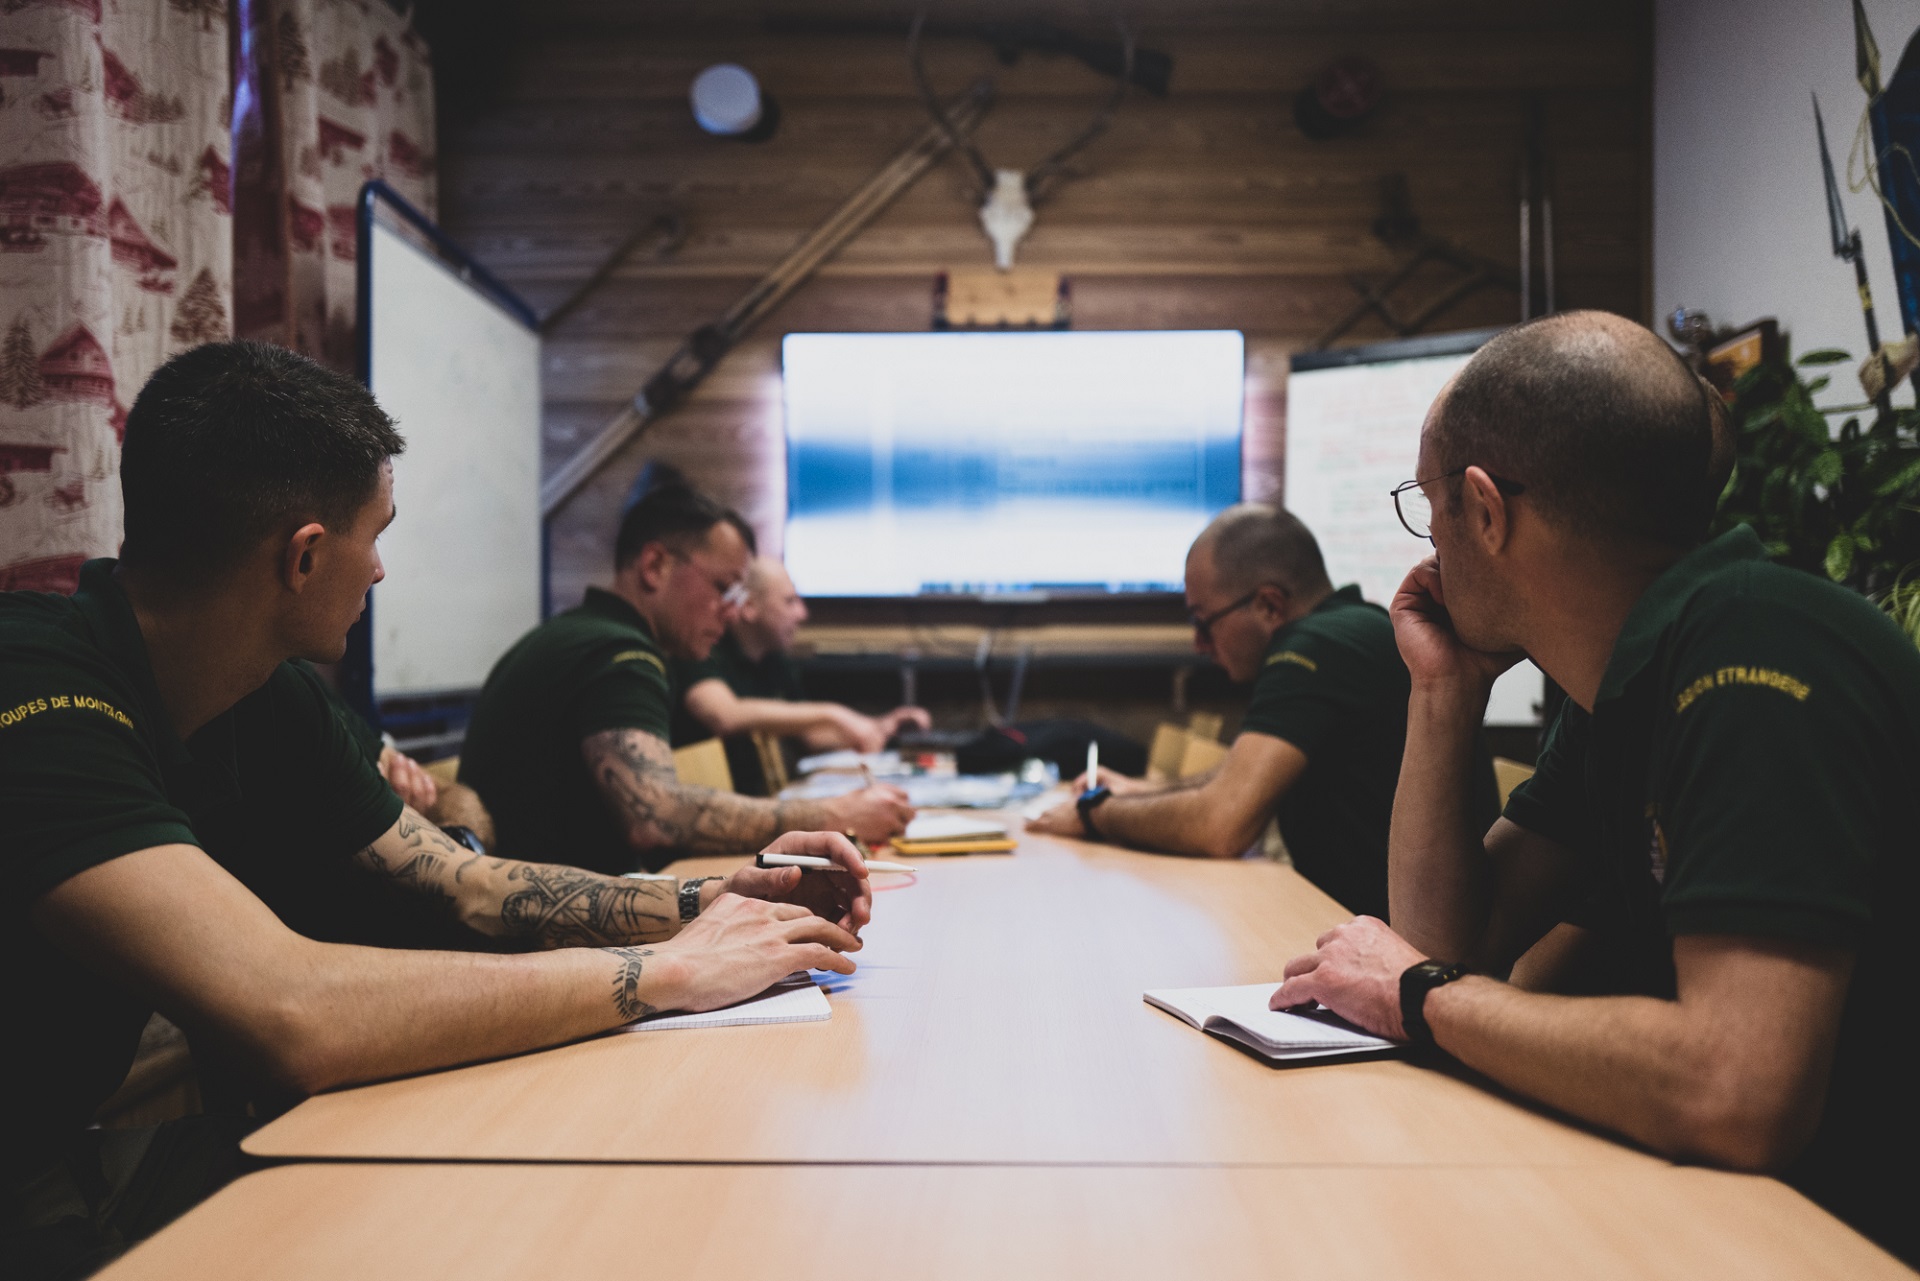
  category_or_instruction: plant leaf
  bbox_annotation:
[1798,348,1853,365]
[1875,454,1920,498]
[1826,533,1856,582]
[1810,449,1844,487]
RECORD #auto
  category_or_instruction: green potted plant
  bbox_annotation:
[1712,343,1920,601]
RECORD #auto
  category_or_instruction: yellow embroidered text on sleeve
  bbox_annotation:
[611,649,666,676]
[1265,651,1318,673]
[0,694,135,730]
[1674,666,1811,714]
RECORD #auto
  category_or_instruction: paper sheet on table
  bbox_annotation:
[624,976,830,1032]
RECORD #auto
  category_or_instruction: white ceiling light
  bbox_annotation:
[691,64,776,140]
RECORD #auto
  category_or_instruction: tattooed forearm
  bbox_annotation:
[497,864,675,947]
[355,807,679,948]
[582,728,822,857]
[603,946,659,1022]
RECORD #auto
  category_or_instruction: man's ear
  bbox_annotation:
[280,522,327,591]
[1460,466,1512,553]
[632,541,673,594]
[1253,582,1291,626]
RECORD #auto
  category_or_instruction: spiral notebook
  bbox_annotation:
[1144,982,1397,1063]
[625,975,829,1032]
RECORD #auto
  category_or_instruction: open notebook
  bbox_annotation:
[1144,982,1397,1063]
[625,975,830,1032]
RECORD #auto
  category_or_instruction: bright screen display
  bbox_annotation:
[783,331,1244,596]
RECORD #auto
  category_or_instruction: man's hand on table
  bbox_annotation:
[654,893,861,1013]
[878,705,932,738]
[824,783,915,843]
[719,830,873,935]
[1270,915,1430,1041]
[1024,766,1150,838]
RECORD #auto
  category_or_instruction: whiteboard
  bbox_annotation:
[365,211,542,698]
[1285,334,1542,726]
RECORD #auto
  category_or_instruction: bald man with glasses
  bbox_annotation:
[461,485,912,875]
[1029,504,1496,920]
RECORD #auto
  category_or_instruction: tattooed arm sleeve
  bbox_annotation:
[354,807,681,948]
[579,726,835,858]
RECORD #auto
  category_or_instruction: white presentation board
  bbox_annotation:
[364,203,542,698]
[1285,332,1543,726]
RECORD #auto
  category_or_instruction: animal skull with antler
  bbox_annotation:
[909,9,1134,272]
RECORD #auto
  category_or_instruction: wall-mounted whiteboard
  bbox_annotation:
[1285,331,1543,726]
[362,187,542,699]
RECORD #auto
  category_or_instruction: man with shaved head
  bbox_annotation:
[1273,311,1920,1262]
[1028,503,1493,920]
[670,556,930,793]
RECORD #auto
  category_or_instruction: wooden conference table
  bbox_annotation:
[99,818,1911,1279]
[244,828,1639,1168]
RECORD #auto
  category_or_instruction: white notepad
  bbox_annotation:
[1144,982,1397,1063]
[903,813,1009,842]
[625,976,830,1032]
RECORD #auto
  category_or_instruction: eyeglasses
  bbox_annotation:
[1390,467,1528,541]
[1189,585,1285,643]
[669,550,750,608]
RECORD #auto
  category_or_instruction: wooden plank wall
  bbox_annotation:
[438,1,1650,613]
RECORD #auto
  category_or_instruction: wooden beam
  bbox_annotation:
[540,82,994,518]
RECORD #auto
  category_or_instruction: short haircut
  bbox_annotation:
[119,341,405,586]
[613,483,756,570]
[1430,312,1719,548]
[1197,503,1333,597]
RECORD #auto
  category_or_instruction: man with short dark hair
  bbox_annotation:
[461,487,915,874]
[1028,504,1493,919]
[1272,311,1920,1263]
[3,344,872,1276]
[670,557,931,793]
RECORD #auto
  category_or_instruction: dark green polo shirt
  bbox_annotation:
[1240,585,1478,919]
[668,629,806,795]
[1503,525,1920,1259]
[1,561,402,1178]
[459,588,673,873]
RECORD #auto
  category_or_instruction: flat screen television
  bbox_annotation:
[783,331,1244,597]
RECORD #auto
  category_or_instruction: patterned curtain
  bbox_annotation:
[233,0,434,370]
[0,0,233,593]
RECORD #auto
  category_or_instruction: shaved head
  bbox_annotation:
[1429,311,1726,549]
[745,556,791,604]
[1192,503,1333,598]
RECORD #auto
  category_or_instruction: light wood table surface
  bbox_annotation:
[247,828,1647,1168]
[99,1162,1914,1281]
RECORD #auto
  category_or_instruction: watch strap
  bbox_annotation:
[678,876,721,923]
[1398,960,1468,1049]
[1076,785,1113,838]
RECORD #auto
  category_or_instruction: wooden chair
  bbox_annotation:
[1186,711,1224,742]
[749,730,791,793]
[1492,756,1536,808]
[1178,734,1230,779]
[423,755,459,787]
[1145,723,1190,783]
[673,737,735,791]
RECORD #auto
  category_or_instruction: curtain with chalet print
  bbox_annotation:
[0,0,233,594]
[234,0,434,371]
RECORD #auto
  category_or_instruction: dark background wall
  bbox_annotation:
[425,0,1647,747]
[432,0,1650,606]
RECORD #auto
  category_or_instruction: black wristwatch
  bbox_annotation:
[440,825,486,856]
[1076,785,1113,838]
[1399,960,1469,1050]
[679,876,722,923]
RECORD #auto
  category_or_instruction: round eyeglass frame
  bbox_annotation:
[1390,467,1527,542]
